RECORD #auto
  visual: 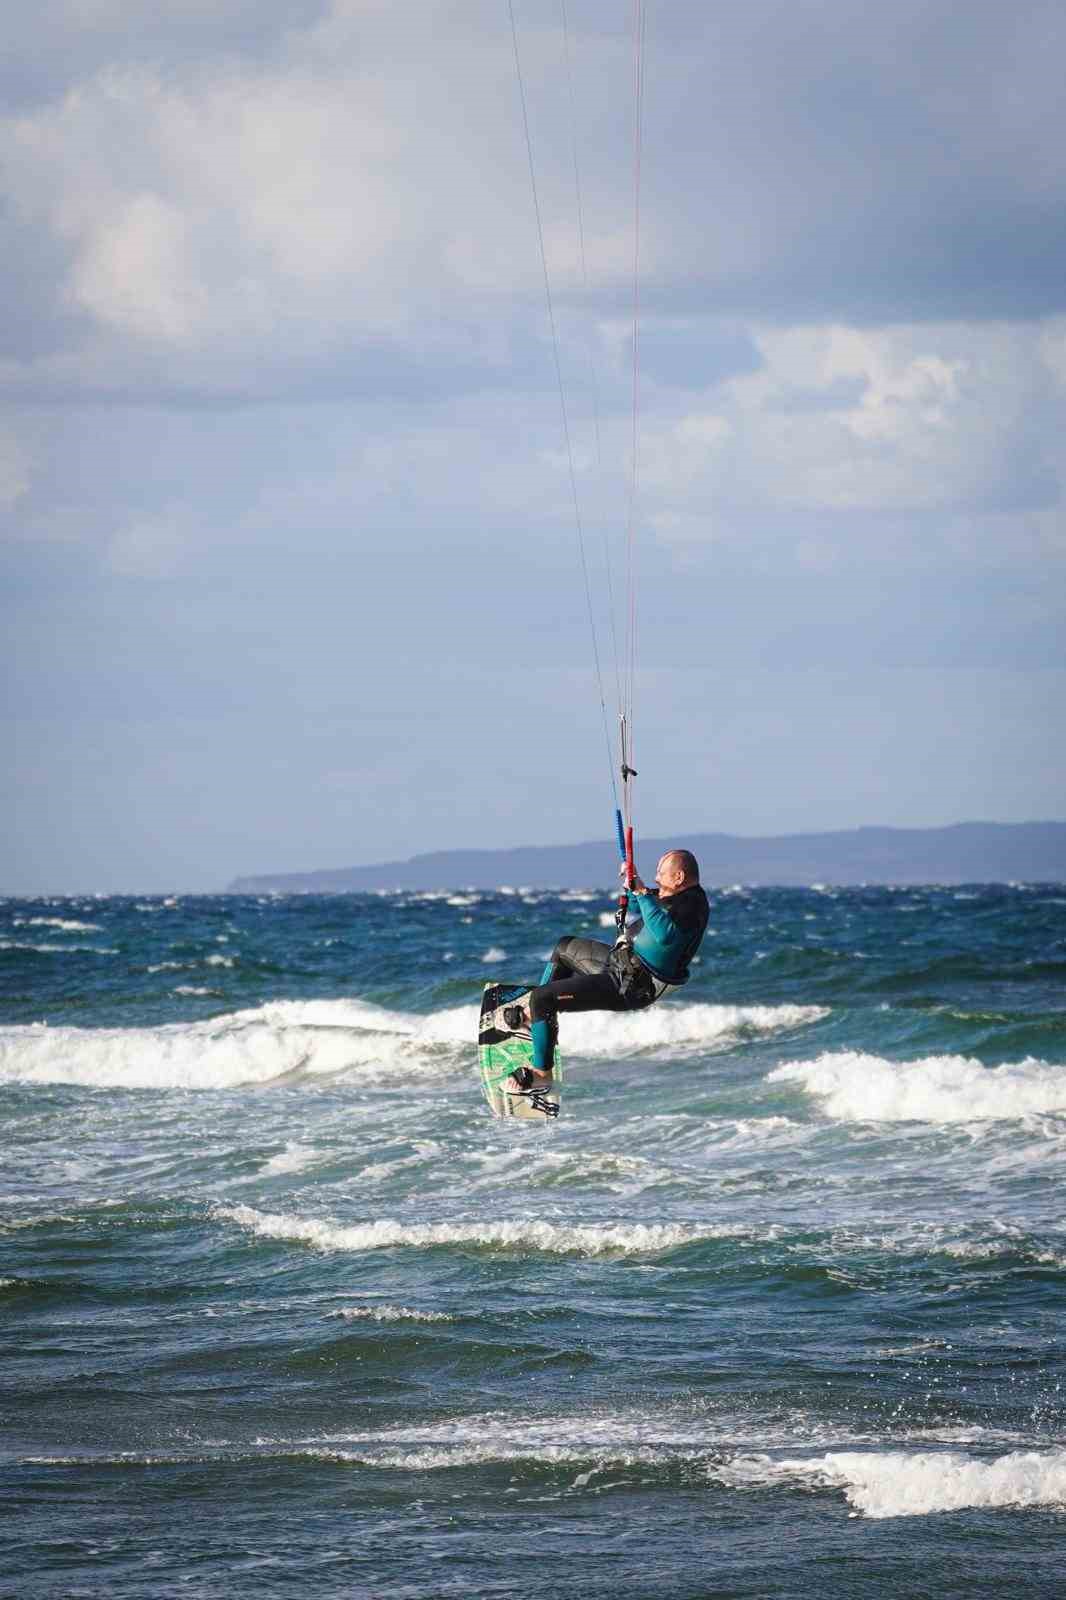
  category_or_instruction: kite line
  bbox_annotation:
[507,0,648,913]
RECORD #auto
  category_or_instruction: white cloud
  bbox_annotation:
[639,320,1063,544]
[0,0,1062,899]
[2,8,543,371]
[8,65,409,348]
[73,192,206,341]
[1,3,1064,584]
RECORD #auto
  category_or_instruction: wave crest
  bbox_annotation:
[768,1051,1066,1123]
[219,1202,750,1257]
[326,1305,454,1324]
[738,1446,1066,1519]
[0,996,825,1089]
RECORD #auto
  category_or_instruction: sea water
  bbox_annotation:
[2,884,1065,1597]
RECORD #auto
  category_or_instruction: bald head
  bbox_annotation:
[655,849,700,896]
[668,849,700,882]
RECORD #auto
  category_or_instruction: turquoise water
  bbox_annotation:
[2,884,1066,1597]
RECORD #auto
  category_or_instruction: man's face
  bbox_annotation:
[655,854,682,893]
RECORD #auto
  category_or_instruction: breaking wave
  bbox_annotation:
[326,1305,455,1324]
[13,916,101,932]
[219,1202,755,1258]
[769,1051,1066,1123]
[0,996,825,1090]
[27,1423,1064,1520]
[730,1446,1066,1519]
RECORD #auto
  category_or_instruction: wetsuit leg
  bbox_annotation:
[528,939,623,1070]
[541,936,613,984]
[531,968,628,1020]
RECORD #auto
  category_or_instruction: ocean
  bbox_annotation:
[2,882,1065,1597]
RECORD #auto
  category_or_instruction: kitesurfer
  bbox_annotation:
[504,849,710,1084]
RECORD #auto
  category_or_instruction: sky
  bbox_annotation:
[3,0,1065,892]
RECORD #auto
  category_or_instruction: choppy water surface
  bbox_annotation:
[2,884,1065,1597]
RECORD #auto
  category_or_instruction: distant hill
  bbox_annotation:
[228,821,1066,892]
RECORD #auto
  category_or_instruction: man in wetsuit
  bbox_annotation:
[504,849,710,1086]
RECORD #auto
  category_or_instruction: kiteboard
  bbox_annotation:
[478,982,562,1120]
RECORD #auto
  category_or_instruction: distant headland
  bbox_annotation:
[229,821,1066,893]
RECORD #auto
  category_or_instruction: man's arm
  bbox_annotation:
[628,884,678,941]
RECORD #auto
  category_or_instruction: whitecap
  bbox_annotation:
[0,941,117,955]
[0,998,421,1090]
[14,917,102,932]
[326,1305,454,1324]
[219,1202,754,1257]
[559,1002,828,1057]
[769,1051,1066,1123]
[0,994,824,1092]
[260,1144,318,1177]
[731,1446,1066,1519]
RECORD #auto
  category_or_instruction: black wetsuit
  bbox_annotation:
[528,883,710,1069]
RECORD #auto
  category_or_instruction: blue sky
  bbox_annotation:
[4,0,1065,892]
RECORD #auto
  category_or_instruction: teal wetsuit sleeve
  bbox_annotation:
[629,889,689,981]
[631,890,675,940]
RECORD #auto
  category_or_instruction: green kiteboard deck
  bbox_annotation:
[478,982,562,1120]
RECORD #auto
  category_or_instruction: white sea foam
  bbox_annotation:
[260,1144,318,1177]
[279,1418,1059,1496]
[220,1202,750,1257]
[388,998,824,1060]
[323,1442,701,1473]
[173,985,212,997]
[559,1002,828,1057]
[769,1051,1066,1123]
[709,1115,804,1152]
[326,1305,454,1324]
[480,947,507,963]
[303,1409,817,1460]
[0,941,117,954]
[24,1438,700,1473]
[0,999,424,1090]
[14,917,101,932]
[28,1417,1059,1515]
[0,994,825,1091]
[739,1446,1066,1519]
